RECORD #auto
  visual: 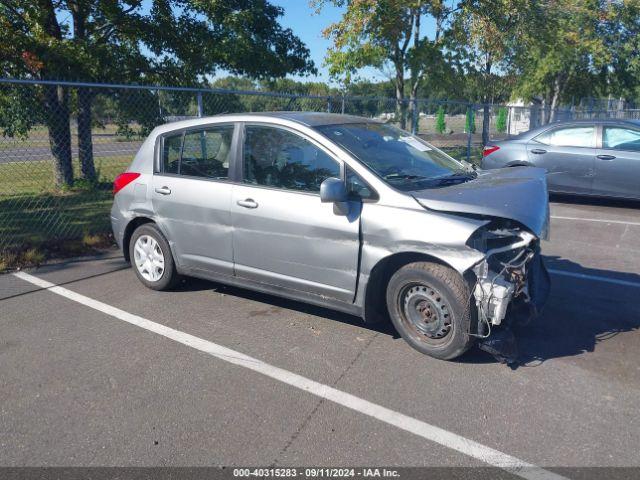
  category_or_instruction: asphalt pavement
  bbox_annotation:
[1,197,639,476]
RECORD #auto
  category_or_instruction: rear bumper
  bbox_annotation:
[110,202,126,253]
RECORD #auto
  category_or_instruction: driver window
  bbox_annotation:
[243,125,340,193]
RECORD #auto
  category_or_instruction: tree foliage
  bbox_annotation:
[0,0,315,187]
[315,0,455,129]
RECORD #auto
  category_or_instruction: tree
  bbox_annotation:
[315,0,457,130]
[452,0,530,145]
[435,105,446,133]
[511,0,608,123]
[0,0,315,187]
[496,107,507,133]
[465,106,475,134]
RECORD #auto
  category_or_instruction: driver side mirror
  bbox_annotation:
[320,177,348,203]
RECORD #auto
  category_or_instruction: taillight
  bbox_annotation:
[113,172,141,194]
[483,145,500,157]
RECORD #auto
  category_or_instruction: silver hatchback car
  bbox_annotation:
[111,112,550,362]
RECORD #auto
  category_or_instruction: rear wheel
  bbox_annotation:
[386,262,474,360]
[129,223,180,291]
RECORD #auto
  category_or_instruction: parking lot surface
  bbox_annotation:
[1,198,639,475]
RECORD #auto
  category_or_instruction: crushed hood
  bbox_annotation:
[412,167,549,236]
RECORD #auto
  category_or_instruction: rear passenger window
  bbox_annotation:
[162,134,182,174]
[535,126,595,148]
[161,125,234,179]
[181,126,234,179]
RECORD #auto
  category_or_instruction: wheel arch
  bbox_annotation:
[122,216,156,262]
[363,251,471,325]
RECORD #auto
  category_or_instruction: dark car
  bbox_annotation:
[481,119,640,200]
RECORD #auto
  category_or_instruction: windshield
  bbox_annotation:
[315,122,473,191]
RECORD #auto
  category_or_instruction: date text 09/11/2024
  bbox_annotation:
[232,468,400,478]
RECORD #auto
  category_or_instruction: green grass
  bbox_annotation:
[0,155,131,195]
[0,155,132,253]
[441,145,483,167]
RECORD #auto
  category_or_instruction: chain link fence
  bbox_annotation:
[1,78,637,259]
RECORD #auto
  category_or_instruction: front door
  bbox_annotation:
[152,123,237,274]
[231,124,361,303]
[526,124,596,194]
[593,124,640,199]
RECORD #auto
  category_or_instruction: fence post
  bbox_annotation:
[327,96,331,113]
[341,94,345,115]
[197,92,204,117]
[466,103,473,164]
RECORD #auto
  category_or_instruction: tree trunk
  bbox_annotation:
[543,96,552,124]
[481,103,491,146]
[77,88,96,182]
[43,84,73,188]
[395,64,406,130]
[549,75,563,123]
[481,57,492,146]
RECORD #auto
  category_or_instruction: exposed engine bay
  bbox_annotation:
[467,221,551,363]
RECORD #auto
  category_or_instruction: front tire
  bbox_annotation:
[129,223,180,291]
[386,262,474,360]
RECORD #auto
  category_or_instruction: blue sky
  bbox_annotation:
[272,1,438,84]
[270,0,388,84]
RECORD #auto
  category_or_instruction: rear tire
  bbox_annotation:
[386,262,474,360]
[129,223,181,291]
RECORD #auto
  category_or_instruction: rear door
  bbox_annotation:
[526,124,597,194]
[593,124,640,199]
[151,123,238,274]
[230,123,361,302]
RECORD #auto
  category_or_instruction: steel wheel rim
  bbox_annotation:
[400,283,452,340]
[133,235,165,282]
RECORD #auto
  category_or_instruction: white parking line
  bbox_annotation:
[13,270,565,480]
[551,215,640,227]
[548,269,640,288]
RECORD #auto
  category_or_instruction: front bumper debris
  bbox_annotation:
[471,230,551,364]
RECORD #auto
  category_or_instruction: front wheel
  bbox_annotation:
[386,262,475,360]
[129,223,181,291]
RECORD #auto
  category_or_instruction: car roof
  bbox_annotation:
[227,111,376,126]
[150,111,378,137]
[520,118,640,139]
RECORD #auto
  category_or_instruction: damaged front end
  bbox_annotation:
[467,221,551,364]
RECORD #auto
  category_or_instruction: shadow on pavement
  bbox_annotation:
[5,252,638,369]
[175,276,400,338]
[178,254,640,369]
[513,255,640,368]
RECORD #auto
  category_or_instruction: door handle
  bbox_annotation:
[237,198,258,209]
[531,148,547,154]
[154,186,171,195]
[597,154,616,161]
